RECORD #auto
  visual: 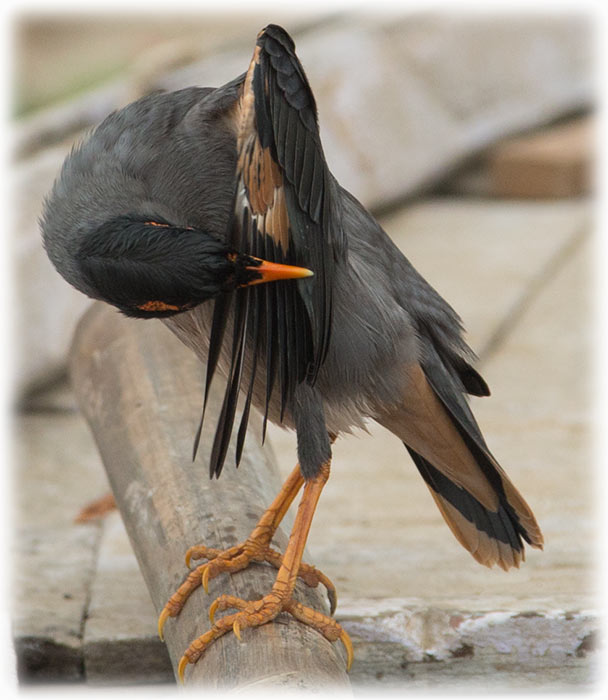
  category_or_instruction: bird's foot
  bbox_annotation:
[177,591,353,682]
[158,461,350,681]
[157,538,337,640]
[189,541,337,609]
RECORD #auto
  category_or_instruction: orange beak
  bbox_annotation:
[244,258,314,286]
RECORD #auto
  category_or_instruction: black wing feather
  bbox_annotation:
[192,291,232,461]
[235,291,260,464]
[209,288,250,477]
[200,24,345,477]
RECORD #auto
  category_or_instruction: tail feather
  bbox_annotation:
[375,362,543,571]
[421,369,544,555]
[406,446,526,570]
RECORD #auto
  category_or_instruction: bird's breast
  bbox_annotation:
[162,272,417,442]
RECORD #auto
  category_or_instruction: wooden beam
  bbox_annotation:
[489,116,593,198]
[69,302,351,690]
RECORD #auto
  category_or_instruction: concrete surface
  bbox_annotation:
[12,196,599,690]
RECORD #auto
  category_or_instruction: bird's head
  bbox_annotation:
[41,88,312,319]
[43,212,312,319]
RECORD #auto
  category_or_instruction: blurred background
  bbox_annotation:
[11,6,598,691]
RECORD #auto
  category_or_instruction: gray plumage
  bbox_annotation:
[42,30,543,571]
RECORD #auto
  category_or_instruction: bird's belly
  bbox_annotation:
[163,306,298,431]
[162,305,373,438]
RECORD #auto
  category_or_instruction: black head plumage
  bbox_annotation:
[73,215,263,318]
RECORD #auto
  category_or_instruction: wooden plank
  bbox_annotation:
[13,527,97,682]
[68,303,351,690]
[489,116,593,198]
[13,407,110,683]
[82,511,173,685]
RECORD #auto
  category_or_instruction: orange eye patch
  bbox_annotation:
[137,300,181,312]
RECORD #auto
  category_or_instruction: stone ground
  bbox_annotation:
[13,195,601,691]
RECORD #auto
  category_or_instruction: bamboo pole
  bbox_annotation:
[69,302,351,690]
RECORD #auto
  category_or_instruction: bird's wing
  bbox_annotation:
[340,190,490,398]
[419,316,490,397]
[201,24,345,477]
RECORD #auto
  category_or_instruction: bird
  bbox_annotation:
[42,24,544,681]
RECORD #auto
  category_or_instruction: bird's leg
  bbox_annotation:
[177,460,353,681]
[187,462,304,573]
[158,463,337,640]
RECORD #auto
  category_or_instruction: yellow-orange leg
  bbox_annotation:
[158,463,337,640]
[177,460,353,682]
